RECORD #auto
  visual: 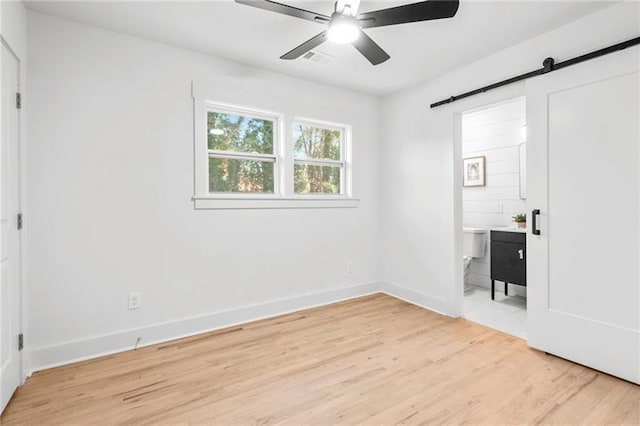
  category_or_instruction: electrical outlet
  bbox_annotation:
[128,292,141,310]
[347,261,353,274]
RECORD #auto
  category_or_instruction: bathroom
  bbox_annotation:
[461,97,527,338]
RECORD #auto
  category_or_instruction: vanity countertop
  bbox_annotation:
[491,226,527,233]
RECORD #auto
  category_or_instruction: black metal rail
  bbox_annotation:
[430,36,640,109]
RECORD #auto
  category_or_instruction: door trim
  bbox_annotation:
[1,35,26,386]
[451,86,527,319]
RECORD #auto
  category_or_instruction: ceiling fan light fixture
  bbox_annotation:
[327,15,359,44]
[234,0,460,66]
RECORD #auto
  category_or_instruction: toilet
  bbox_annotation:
[463,227,488,292]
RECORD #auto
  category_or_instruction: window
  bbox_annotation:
[207,107,278,194]
[293,121,345,195]
[192,83,357,209]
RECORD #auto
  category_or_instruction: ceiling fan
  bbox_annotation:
[235,0,460,66]
[235,0,460,65]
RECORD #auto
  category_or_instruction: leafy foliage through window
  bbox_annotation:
[202,102,350,201]
[293,122,344,195]
[207,109,277,193]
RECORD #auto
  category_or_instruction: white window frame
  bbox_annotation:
[292,118,351,198]
[192,82,358,210]
[206,104,282,197]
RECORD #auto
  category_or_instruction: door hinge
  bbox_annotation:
[18,333,23,351]
[16,92,22,109]
[17,213,23,230]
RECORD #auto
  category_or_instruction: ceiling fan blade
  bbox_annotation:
[280,31,328,60]
[358,0,459,29]
[235,0,330,23]
[352,31,390,66]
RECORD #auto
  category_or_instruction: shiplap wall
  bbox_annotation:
[462,97,526,294]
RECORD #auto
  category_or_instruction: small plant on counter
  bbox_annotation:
[512,213,527,228]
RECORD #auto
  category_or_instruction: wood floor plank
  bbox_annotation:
[2,294,638,424]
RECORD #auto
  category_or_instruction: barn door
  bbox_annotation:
[526,48,639,384]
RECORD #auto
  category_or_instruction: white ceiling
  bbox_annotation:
[25,0,617,96]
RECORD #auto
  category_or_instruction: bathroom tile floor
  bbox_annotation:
[463,286,527,339]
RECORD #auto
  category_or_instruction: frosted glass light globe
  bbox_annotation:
[327,16,359,44]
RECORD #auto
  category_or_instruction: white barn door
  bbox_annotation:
[526,48,639,384]
[0,42,22,413]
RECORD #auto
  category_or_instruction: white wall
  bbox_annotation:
[462,97,527,294]
[380,3,639,316]
[25,12,381,372]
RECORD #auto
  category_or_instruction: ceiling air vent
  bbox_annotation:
[301,51,333,65]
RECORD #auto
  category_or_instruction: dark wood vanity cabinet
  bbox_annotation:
[490,230,526,300]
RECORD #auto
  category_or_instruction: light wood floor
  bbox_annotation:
[2,294,639,424]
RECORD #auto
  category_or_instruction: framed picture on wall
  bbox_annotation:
[463,156,486,187]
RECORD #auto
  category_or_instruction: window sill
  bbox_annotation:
[192,196,360,210]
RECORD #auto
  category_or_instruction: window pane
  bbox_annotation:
[294,123,341,161]
[209,157,274,193]
[208,111,274,154]
[294,163,341,194]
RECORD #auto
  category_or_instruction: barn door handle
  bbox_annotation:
[531,209,541,235]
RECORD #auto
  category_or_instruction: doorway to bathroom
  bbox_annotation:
[460,97,527,339]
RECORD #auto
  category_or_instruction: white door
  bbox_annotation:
[527,48,640,384]
[0,42,22,413]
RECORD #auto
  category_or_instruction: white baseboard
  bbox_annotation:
[28,281,382,374]
[381,281,451,317]
[28,281,454,374]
